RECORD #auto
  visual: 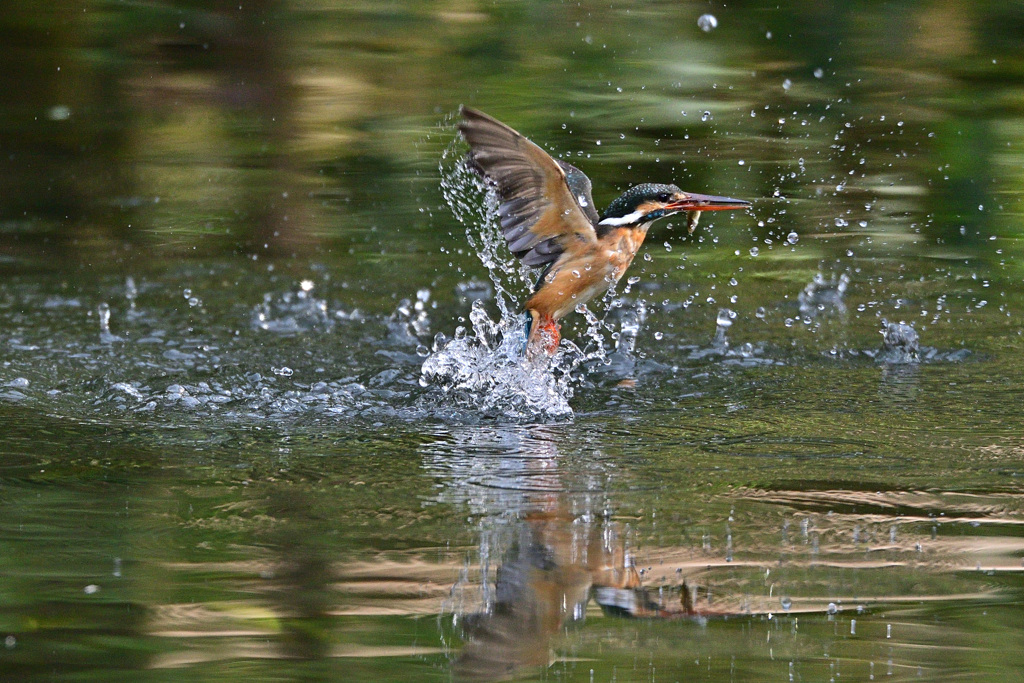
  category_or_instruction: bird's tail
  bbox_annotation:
[521,311,535,357]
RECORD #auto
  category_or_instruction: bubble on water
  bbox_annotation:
[749,246,759,257]
[786,231,799,244]
[701,110,713,122]
[716,308,736,328]
[755,306,766,319]
[827,602,838,615]
[697,13,718,32]
[780,596,792,611]
[782,78,792,91]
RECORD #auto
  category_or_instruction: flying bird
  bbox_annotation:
[459,106,750,355]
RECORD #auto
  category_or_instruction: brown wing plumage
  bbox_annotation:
[458,106,598,267]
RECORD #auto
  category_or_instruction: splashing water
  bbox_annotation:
[251,281,334,335]
[420,300,579,420]
[420,132,611,420]
[799,272,850,317]
[879,320,920,363]
[97,302,122,344]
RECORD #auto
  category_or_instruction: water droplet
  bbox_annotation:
[749,246,759,257]
[786,231,799,244]
[827,602,838,615]
[654,331,663,340]
[755,306,766,319]
[300,279,315,292]
[697,13,718,32]
[782,78,792,91]
[701,110,712,122]
[813,67,824,78]
[716,308,735,328]
[273,366,294,377]
[780,597,792,611]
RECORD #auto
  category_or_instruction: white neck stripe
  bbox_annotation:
[598,210,644,227]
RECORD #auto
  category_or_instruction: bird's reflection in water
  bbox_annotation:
[423,425,708,682]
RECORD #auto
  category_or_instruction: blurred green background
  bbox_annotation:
[2,0,1022,265]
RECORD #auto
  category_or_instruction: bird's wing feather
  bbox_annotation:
[459,106,598,267]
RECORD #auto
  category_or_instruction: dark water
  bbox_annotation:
[2,1,1024,681]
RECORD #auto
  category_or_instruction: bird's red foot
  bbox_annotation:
[528,315,561,357]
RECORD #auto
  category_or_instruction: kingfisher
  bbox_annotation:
[459,106,750,356]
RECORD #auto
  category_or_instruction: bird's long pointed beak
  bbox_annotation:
[667,192,751,212]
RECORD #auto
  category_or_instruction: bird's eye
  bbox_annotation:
[657,192,671,202]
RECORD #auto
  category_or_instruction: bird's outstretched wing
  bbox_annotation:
[459,106,599,267]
